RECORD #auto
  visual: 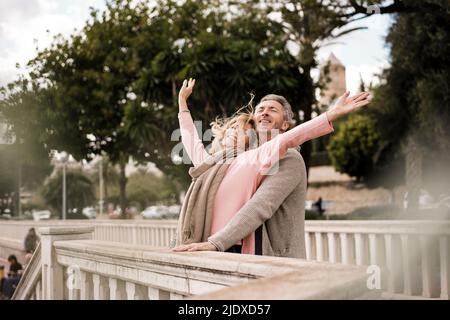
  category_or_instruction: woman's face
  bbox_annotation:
[222,120,255,150]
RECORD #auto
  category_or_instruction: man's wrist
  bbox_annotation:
[208,238,223,252]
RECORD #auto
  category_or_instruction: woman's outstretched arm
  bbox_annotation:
[178,78,209,167]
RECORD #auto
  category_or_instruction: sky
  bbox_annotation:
[0,0,392,93]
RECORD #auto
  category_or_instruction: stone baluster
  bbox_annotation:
[439,236,450,300]
[151,228,156,246]
[419,235,440,298]
[327,233,338,263]
[39,226,94,300]
[125,282,146,300]
[93,274,109,300]
[166,228,170,247]
[368,234,381,266]
[148,287,170,300]
[109,278,126,300]
[132,227,137,245]
[305,232,312,260]
[315,232,324,262]
[36,281,42,300]
[354,233,366,266]
[400,234,420,296]
[158,228,162,247]
[339,233,353,265]
[80,271,93,300]
[384,234,402,293]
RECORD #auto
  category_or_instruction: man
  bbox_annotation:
[173,91,369,258]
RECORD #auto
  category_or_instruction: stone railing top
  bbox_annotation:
[0,237,23,250]
[305,220,450,235]
[192,268,375,300]
[3,219,450,236]
[38,226,95,235]
[53,240,297,278]
[53,239,375,299]
[0,219,179,225]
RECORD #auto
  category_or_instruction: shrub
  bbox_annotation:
[327,114,380,180]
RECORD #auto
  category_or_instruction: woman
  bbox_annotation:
[174,78,370,254]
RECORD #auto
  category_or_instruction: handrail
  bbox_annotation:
[12,242,42,300]
[53,239,376,300]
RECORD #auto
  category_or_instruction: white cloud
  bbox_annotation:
[0,0,43,23]
[0,0,106,87]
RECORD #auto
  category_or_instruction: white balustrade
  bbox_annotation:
[9,226,377,300]
[3,219,450,299]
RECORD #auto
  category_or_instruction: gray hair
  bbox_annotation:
[259,94,295,129]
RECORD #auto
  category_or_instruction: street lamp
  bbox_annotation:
[57,151,69,220]
[99,156,104,218]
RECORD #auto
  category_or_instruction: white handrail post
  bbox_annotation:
[39,226,94,300]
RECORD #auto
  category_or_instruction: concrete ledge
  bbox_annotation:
[38,226,95,235]
[53,240,375,299]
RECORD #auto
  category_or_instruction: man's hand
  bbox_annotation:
[178,78,196,102]
[172,241,218,252]
[326,91,371,122]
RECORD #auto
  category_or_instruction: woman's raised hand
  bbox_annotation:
[179,78,196,101]
[326,91,371,122]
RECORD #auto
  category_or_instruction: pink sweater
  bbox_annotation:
[179,112,334,254]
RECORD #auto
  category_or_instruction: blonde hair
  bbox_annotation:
[208,95,256,154]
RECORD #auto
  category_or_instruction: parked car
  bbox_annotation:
[82,207,97,219]
[168,205,181,215]
[32,210,51,221]
[141,206,166,219]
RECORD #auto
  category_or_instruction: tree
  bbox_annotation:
[88,155,120,204]
[347,0,449,17]
[0,145,16,214]
[126,171,179,209]
[40,169,96,218]
[367,10,450,210]
[327,114,380,181]
[23,0,310,212]
[27,0,168,216]
[124,0,309,187]
[257,0,367,176]
[0,81,53,216]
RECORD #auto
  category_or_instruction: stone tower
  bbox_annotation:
[319,53,346,107]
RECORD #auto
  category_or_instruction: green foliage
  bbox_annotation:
[0,84,53,197]
[40,169,96,218]
[20,0,310,193]
[126,171,178,209]
[369,11,450,155]
[0,145,16,213]
[364,10,450,198]
[327,115,380,180]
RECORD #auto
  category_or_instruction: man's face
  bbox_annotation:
[254,100,290,133]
